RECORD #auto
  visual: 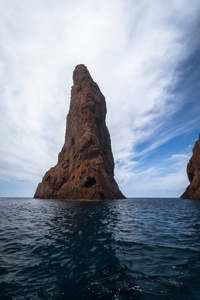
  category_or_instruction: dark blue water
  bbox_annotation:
[0,198,200,299]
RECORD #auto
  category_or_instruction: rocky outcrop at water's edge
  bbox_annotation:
[34,64,125,200]
[181,134,200,200]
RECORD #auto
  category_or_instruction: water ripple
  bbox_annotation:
[0,197,200,299]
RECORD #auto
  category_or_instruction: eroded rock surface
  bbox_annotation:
[34,64,125,200]
[181,134,200,200]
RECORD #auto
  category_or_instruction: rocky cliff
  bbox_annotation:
[181,134,200,200]
[34,64,125,200]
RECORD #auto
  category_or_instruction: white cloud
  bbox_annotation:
[169,154,189,161]
[0,0,199,196]
[117,149,191,197]
[120,153,190,198]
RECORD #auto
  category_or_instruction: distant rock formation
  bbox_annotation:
[34,64,125,200]
[181,134,200,200]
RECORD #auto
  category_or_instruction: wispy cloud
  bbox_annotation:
[119,151,190,197]
[0,0,200,196]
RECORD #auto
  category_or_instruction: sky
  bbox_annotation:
[0,0,200,198]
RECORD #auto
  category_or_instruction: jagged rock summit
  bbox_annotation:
[34,64,125,200]
[181,134,200,200]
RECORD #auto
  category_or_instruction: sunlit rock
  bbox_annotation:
[34,64,125,200]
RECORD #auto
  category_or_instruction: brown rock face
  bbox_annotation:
[181,134,200,200]
[34,64,125,200]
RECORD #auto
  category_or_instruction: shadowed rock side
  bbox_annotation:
[181,134,200,200]
[34,64,125,200]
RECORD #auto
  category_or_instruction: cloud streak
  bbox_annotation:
[0,0,200,197]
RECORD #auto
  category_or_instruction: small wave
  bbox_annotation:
[0,197,200,299]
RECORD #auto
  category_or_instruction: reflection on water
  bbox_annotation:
[0,198,200,299]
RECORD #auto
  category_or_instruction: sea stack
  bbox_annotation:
[181,134,200,200]
[34,64,125,200]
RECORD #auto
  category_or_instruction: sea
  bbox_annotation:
[0,197,200,300]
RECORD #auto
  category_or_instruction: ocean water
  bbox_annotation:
[0,198,200,300]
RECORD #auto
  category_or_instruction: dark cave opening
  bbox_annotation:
[188,172,194,182]
[84,177,96,188]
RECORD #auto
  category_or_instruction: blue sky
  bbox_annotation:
[0,0,200,198]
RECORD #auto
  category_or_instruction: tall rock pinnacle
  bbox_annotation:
[181,134,200,200]
[34,64,125,200]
